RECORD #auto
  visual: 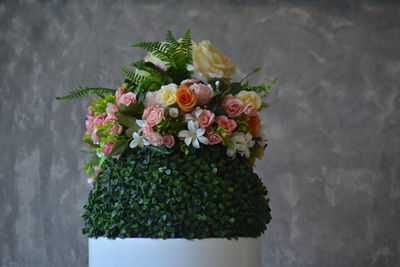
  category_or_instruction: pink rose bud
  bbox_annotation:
[181,79,200,87]
[142,106,164,127]
[191,83,214,105]
[94,166,102,176]
[87,105,95,116]
[146,132,164,146]
[243,103,257,116]
[119,92,137,107]
[197,110,215,128]
[224,98,244,117]
[93,113,107,126]
[163,135,175,148]
[103,141,116,155]
[142,123,153,139]
[86,116,95,134]
[109,124,122,136]
[215,115,237,133]
[115,87,126,105]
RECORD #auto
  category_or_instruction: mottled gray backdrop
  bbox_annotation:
[1,0,399,266]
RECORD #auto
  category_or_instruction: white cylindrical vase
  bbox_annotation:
[89,237,260,267]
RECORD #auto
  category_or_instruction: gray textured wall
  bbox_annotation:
[1,0,399,266]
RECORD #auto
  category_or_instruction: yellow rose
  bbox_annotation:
[156,83,177,107]
[192,40,237,80]
[236,91,262,109]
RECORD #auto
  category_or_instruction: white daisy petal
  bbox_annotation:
[197,135,209,145]
[179,130,189,138]
[188,120,196,132]
[192,138,200,149]
[185,137,192,146]
[130,140,138,148]
[196,128,205,137]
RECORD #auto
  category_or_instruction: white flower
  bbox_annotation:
[226,132,255,158]
[178,120,209,149]
[169,107,179,118]
[130,132,150,148]
[136,119,146,127]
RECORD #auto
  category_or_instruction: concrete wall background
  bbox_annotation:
[1,0,399,266]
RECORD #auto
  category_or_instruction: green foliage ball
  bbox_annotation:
[82,145,272,239]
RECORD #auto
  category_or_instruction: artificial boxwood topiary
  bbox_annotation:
[82,145,271,239]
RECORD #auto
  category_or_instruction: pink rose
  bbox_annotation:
[86,116,95,133]
[91,131,99,143]
[106,103,119,117]
[224,98,244,117]
[109,124,122,136]
[87,105,95,116]
[119,92,137,107]
[145,91,158,107]
[197,110,215,128]
[142,123,153,139]
[243,103,257,116]
[103,141,116,155]
[93,114,107,126]
[115,88,125,104]
[181,79,199,87]
[142,106,164,127]
[215,115,237,133]
[163,135,175,148]
[221,94,235,109]
[191,83,214,105]
[207,132,222,145]
[146,132,163,146]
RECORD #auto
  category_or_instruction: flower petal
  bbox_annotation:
[192,138,200,149]
[188,120,196,132]
[129,140,138,148]
[185,137,192,146]
[195,128,205,137]
[197,135,209,145]
[179,130,189,138]
[136,120,146,127]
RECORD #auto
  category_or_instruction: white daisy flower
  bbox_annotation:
[178,120,209,149]
[130,132,150,148]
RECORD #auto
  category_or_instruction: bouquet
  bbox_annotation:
[56,30,275,239]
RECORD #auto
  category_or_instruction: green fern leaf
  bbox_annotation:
[55,87,116,100]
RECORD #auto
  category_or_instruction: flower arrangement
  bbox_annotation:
[57,30,276,181]
[56,30,275,239]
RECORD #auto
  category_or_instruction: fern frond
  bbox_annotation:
[55,87,116,100]
[121,66,146,84]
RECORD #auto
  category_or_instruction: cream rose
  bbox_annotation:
[156,83,177,107]
[236,91,262,110]
[192,40,237,80]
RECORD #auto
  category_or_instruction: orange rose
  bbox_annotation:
[248,115,260,137]
[176,85,197,112]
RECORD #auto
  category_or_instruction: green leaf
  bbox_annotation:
[55,87,116,100]
[115,112,137,128]
[109,140,129,156]
[119,102,144,117]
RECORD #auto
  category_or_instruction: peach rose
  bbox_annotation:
[119,92,137,106]
[215,115,237,133]
[146,132,164,146]
[142,106,164,127]
[163,135,175,148]
[221,94,234,109]
[248,115,261,137]
[191,83,214,105]
[243,103,257,116]
[197,110,215,128]
[176,85,197,112]
[224,98,244,117]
